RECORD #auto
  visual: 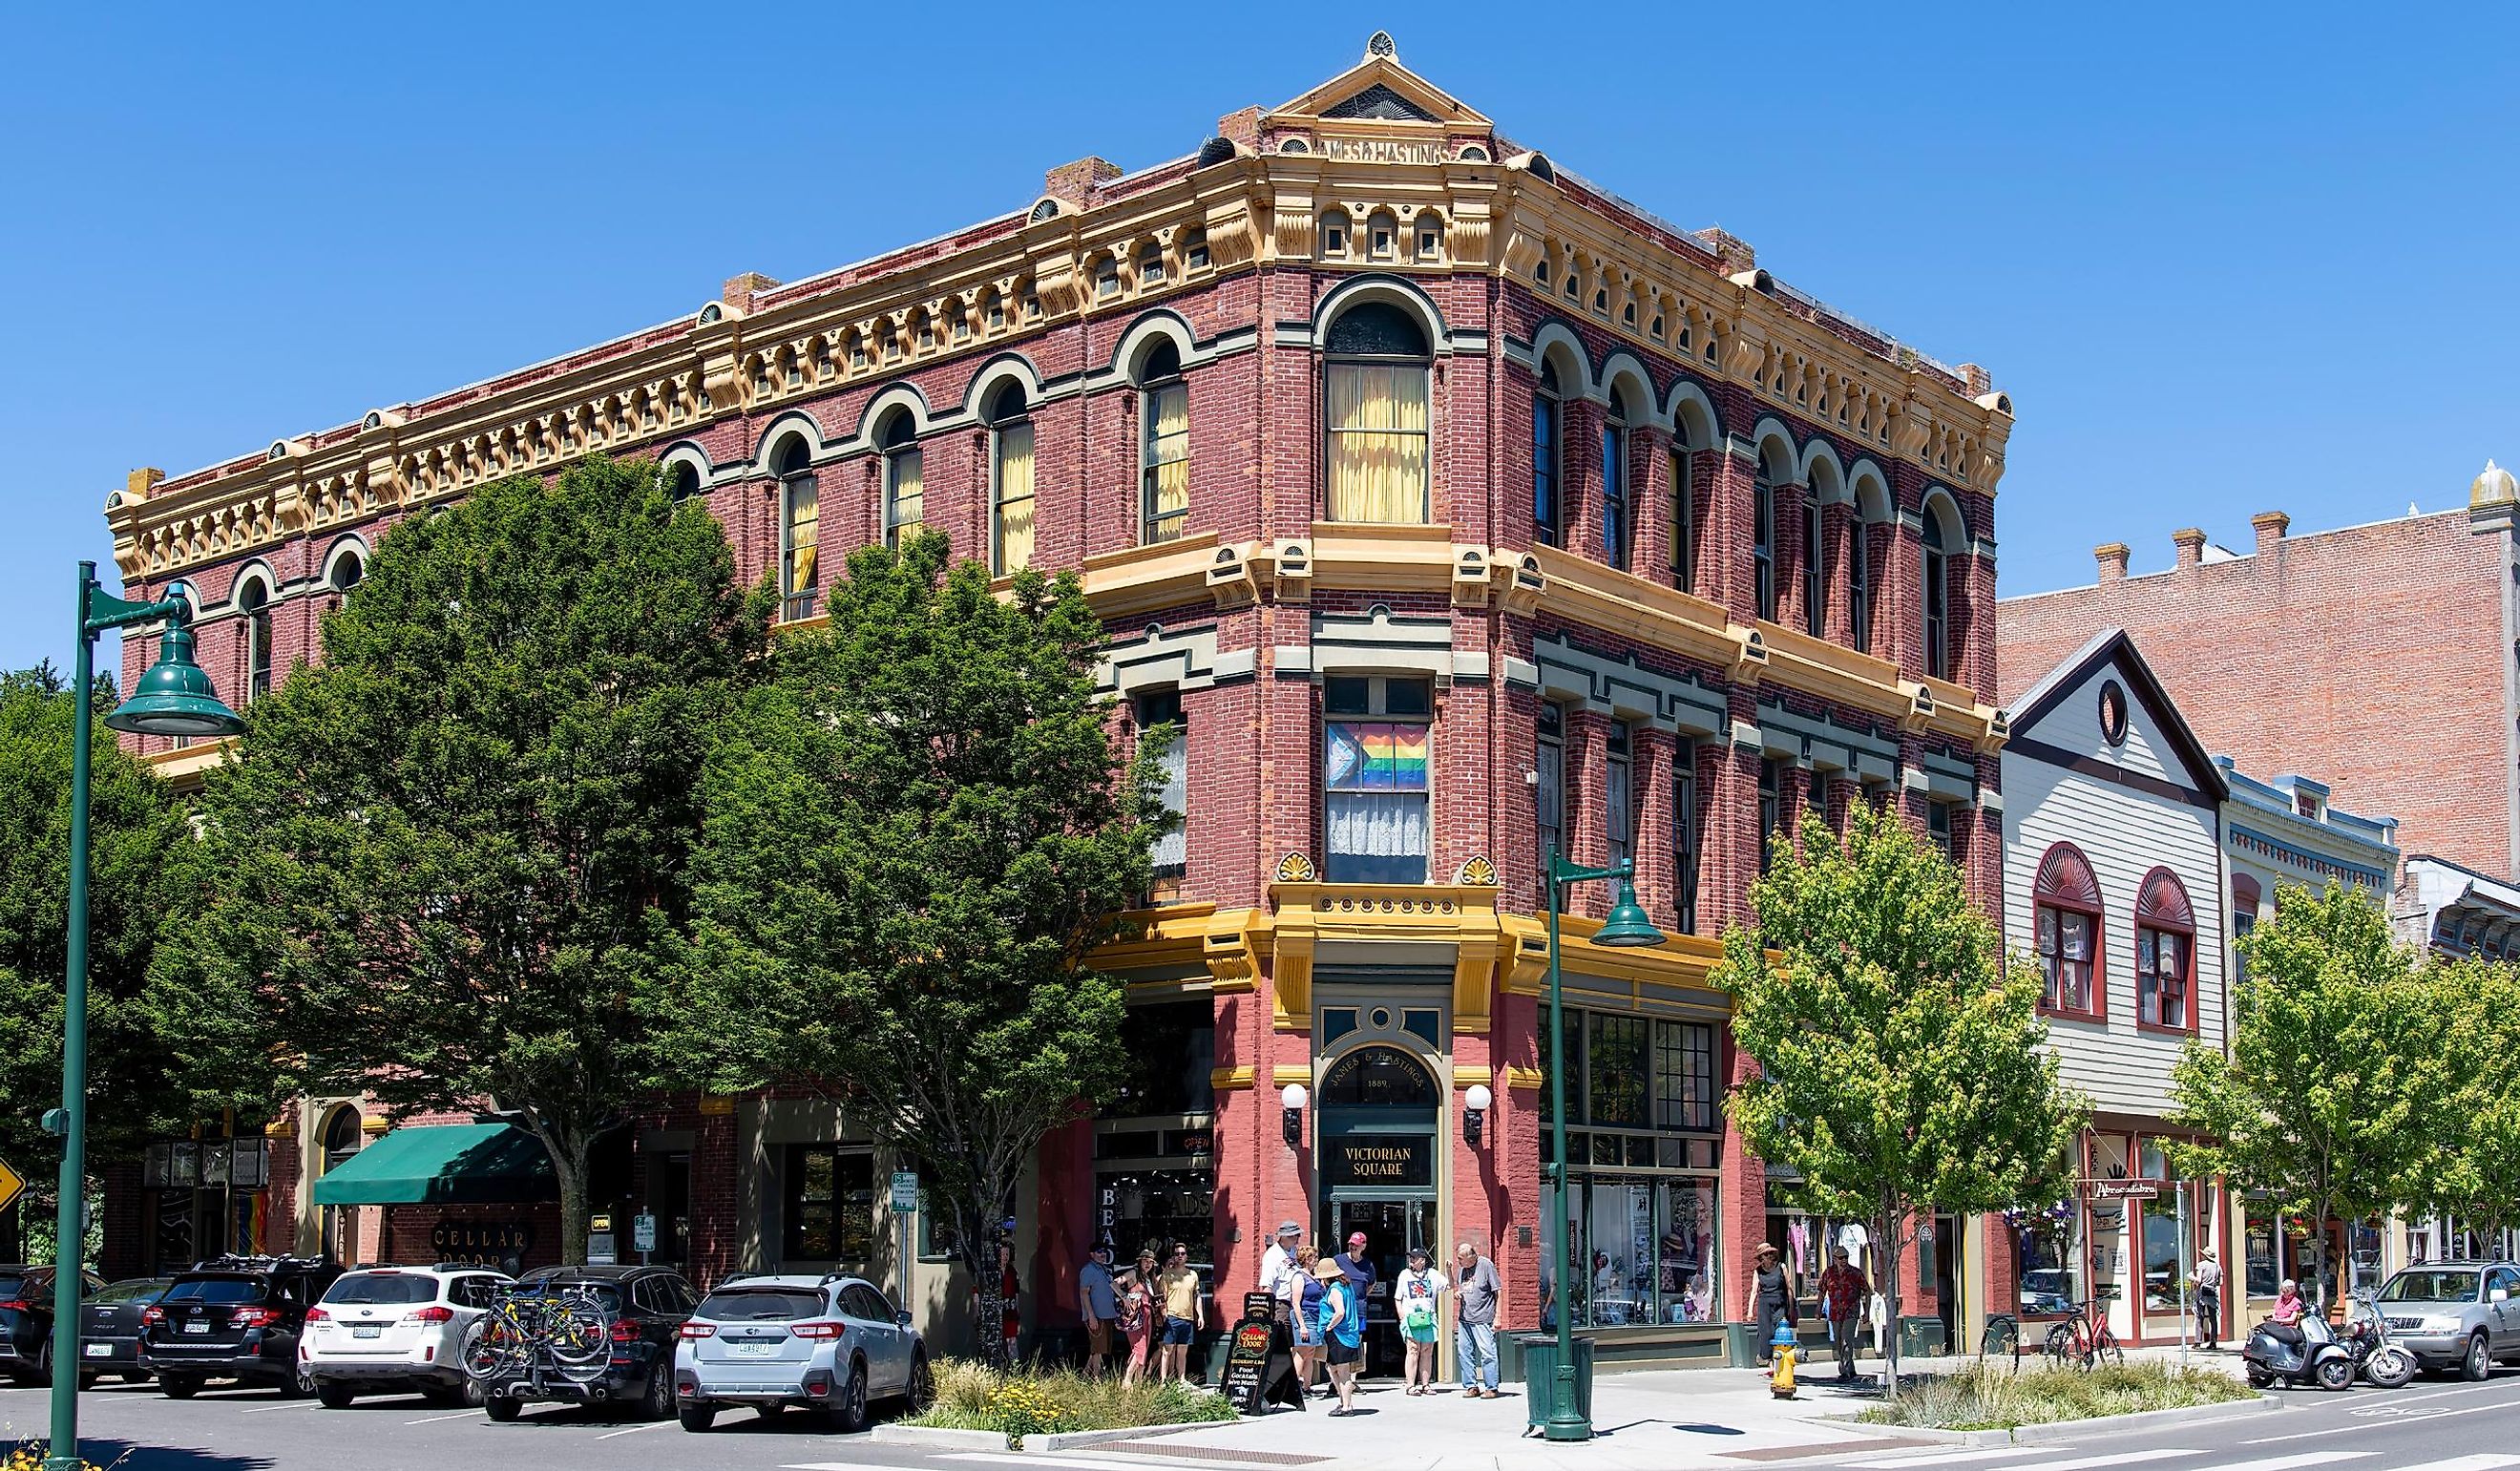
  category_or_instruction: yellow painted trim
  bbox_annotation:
[1531,545,1744,668]
[1307,522,1459,597]
[1209,1065,1257,1091]
[1453,1065,1493,1088]
[1502,1066,1544,1091]
[1271,1064,1314,1088]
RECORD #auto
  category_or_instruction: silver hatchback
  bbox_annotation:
[2375,1261,2520,1379]
[672,1274,930,1433]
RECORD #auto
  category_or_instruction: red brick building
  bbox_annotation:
[1997,467,2520,877]
[100,38,2014,1370]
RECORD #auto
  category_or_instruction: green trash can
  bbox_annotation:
[1520,1334,1596,1429]
[1724,1321,1758,1367]
[1897,1314,1947,1359]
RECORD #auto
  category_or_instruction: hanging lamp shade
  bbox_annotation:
[104,622,245,737]
[1593,877,1667,948]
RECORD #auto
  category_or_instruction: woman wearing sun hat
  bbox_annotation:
[1313,1256,1365,1415]
[1751,1242,1794,1368]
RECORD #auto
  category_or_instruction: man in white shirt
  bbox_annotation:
[1261,1220,1302,1319]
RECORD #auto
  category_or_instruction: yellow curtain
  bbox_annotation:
[995,422,1036,573]
[1327,364,1428,522]
[1145,383,1189,540]
[786,479,819,596]
[887,449,923,545]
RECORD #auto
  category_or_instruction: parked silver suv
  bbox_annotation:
[671,1274,930,1433]
[2375,1261,2520,1380]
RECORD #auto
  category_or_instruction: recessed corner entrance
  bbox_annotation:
[1315,1042,1440,1377]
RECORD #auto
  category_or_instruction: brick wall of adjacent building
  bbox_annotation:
[1998,508,2515,874]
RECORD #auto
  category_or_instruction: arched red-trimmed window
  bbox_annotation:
[2033,843,2103,1018]
[2231,874,2262,985]
[2136,867,2196,1032]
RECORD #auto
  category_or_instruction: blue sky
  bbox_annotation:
[5,1,2514,676]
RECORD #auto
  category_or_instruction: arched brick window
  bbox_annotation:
[2136,867,2197,1033]
[2034,843,2103,1019]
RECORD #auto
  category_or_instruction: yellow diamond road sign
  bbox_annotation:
[0,1158,22,1216]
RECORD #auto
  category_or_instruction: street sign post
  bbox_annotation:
[633,1212,657,1264]
[890,1172,918,1312]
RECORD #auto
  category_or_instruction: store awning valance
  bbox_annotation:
[311,1123,556,1206]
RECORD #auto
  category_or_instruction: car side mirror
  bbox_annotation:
[2493,1289,2510,1305]
[895,1310,914,1329]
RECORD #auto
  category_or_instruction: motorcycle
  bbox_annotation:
[2242,1310,2356,1391]
[2340,1292,2417,1389]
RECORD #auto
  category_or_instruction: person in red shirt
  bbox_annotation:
[1817,1245,1871,1382]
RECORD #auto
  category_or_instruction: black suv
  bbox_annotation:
[0,1265,105,1385]
[480,1265,697,1422]
[141,1255,343,1397]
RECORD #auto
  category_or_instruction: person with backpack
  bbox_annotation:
[1395,1245,1449,1395]
[1312,1256,1365,1416]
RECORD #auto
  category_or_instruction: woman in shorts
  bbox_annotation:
[1313,1256,1364,1416]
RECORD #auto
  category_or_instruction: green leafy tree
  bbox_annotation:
[2410,955,2520,1248]
[2169,880,2453,1311]
[662,534,1168,1367]
[0,663,219,1254]
[158,458,769,1259]
[1713,804,2083,1387]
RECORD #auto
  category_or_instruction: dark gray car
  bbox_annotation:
[2375,1261,2520,1379]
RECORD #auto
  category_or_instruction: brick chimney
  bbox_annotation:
[1215,107,1261,149]
[1042,157,1123,211]
[2095,542,2130,583]
[2251,510,2291,556]
[2172,527,2207,570]
[721,272,780,314]
[126,467,164,500]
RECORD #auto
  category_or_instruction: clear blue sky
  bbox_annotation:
[6,1,2514,676]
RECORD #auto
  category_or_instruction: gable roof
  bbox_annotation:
[2008,627,2230,802]
[1267,49,1493,132]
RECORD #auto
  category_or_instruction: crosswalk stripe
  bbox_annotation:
[2018,1449,2200,1471]
[2192,1453,2374,1471]
[1847,1451,2058,1468]
[2392,1459,2520,1471]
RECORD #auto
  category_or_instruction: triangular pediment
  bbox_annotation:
[1268,49,1492,132]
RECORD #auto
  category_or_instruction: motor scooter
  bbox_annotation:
[2339,1292,2417,1389]
[2242,1310,2355,1391]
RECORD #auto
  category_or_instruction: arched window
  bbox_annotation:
[2136,868,2196,1032]
[663,460,703,503]
[1318,208,1351,260]
[2232,874,2262,985]
[239,576,274,702]
[1601,392,1630,571]
[1803,494,1827,638]
[318,1104,362,1262]
[1322,303,1430,523]
[2034,844,2103,1018]
[1532,360,1563,546]
[880,413,923,550]
[985,383,1035,576]
[1922,501,1955,681]
[326,549,364,598]
[1752,473,1777,621]
[771,436,819,620]
[1849,509,1874,654]
[1670,445,1695,596]
[1138,342,1189,544]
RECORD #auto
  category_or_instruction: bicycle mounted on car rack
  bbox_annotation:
[460,1279,619,1397]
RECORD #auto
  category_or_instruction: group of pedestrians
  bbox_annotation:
[1252,1225,1503,1413]
[1076,1239,1206,1384]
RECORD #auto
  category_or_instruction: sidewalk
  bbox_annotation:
[1125,1344,2254,1471]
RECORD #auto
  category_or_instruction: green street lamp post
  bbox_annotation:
[1542,849,1664,1443]
[44,561,242,1471]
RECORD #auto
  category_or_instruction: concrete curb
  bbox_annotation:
[872,1417,1240,1453]
[1821,1392,2279,1446]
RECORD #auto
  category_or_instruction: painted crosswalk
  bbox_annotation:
[1845,1451,2376,1471]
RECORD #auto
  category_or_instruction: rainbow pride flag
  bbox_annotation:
[1326,722,1430,791]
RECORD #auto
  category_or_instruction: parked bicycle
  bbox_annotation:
[2039,1297,2125,1370]
[460,1280,614,1389]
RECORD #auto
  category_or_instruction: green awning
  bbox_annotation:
[311,1123,556,1206]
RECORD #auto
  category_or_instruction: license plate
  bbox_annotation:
[729,1341,778,1357]
[352,1326,383,1339]
[84,1344,112,1358]
[183,1321,210,1334]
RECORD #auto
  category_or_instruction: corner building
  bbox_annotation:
[103,41,2015,1370]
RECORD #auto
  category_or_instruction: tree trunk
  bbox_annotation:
[1879,1205,1906,1395]
[957,1181,1018,1372]
[2311,1189,2332,1317]
[535,1121,596,1268]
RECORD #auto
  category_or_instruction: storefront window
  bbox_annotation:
[1586,1015,1649,1128]
[2245,1203,2280,1297]
[1545,1176,1720,1330]
[2014,1204,2082,1316]
[1096,999,1217,1264]
[783,1145,874,1263]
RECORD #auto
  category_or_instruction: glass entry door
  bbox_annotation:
[1324,1198,1435,1378]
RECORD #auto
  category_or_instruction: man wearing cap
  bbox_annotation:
[1453,1242,1501,1397]
[1080,1241,1120,1377]
[1261,1220,1303,1318]
[2191,1247,2224,1351]
[1337,1231,1379,1378]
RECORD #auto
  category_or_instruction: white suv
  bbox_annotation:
[302,1265,512,1407]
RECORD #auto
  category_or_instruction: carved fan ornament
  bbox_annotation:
[1276,852,1318,883]
[1454,855,1498,886]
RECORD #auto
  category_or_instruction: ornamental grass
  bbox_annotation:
[911,1360,1236,1447]
[1857,1359,2257,1431]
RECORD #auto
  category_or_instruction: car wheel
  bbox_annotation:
[26,1340,51,1389]
[483,1396,522,1422]
[317,1380,357,1409]
[678,1401,717,1433]
[904,1353,934,1412]
[829,1361,870,1434]
[283,1362,315,1398]
[160,1376,200,1399]
[2464,1332,2492,1382]
[2315,1355,2354,1391]
[642,1365,675,1421]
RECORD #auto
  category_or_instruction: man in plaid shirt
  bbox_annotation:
[1818,1245,1871,1382]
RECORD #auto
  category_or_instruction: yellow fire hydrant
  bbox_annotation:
[1770,1322,1798,1398]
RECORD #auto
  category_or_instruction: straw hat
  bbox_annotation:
[1755,1242,1780,1258]
[1312,1257,1347,1281]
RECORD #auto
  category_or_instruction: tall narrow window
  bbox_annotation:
[1850,513,1873,653]
[1532,362,1563,545]
[1922,508,1951,681]
[240,578,273,701]
[1672,741,1700,934]
[773,438,819,620]
[1139,688,1187,903]
[881,415,923,550]
[1139,342,1190,544]
[2232,874,2261,987]
[1803,495,1826,638]
[1323,675,1432,884]
[1670,450,1695,595]
[1926,801,1956,863]
[1323,304,1431,523]
[1753,473,1777,621]
[986,385,1035,576]
[1757,757,1783,874]
[1606,721,1634,868]
[1536,704,1565,875]
[1602,402,1629,571]
[2137,869,2196,1031]
[2033,844,2103,1017]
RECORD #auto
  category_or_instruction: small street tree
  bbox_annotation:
[2169,880,2454,1311]
[158,458,769,1260]
[2410,954,2520,1250]
[1713,804,2083,1388]
[663,534,1169,1367]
